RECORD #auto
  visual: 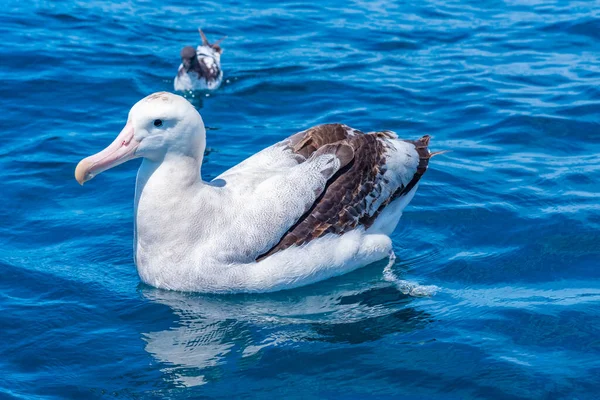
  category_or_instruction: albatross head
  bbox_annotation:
[180,46,198,72]
[75,92,205,185]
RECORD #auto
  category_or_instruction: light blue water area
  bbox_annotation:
[1,0,600,398]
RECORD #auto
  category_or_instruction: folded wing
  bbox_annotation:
[254,124,433,260]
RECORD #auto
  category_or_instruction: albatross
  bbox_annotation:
[174,29,224,92]
[75,92,439,293]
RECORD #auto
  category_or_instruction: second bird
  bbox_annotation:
[174,29,224,92]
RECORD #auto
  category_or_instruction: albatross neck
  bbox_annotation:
[133,152,210,273]
[136,152,205,199]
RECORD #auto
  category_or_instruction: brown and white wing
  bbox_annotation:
[256,123,433,261]
[197,54,221,82]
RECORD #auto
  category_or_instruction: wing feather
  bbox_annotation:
[257,125,432,261]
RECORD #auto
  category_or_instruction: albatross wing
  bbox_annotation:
[256,124,432,260]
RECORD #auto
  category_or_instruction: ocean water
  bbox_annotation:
[1,0,600,398]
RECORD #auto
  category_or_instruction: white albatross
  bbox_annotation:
[75,92,439,293]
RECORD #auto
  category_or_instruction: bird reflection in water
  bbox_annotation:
[139,265,434,387]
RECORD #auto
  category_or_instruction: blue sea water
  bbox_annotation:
[1,0,600,398]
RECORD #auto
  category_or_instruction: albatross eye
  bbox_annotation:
[153,119,163,127]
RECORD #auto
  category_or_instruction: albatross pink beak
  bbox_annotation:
[75,123,140,185]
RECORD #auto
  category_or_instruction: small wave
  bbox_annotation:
[383,252,439,297]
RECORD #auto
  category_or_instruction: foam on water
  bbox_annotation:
[383,251,440,297]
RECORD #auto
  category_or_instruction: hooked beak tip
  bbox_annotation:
[75,158,92,185]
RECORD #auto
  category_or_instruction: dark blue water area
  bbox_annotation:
[1,0,600,398]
